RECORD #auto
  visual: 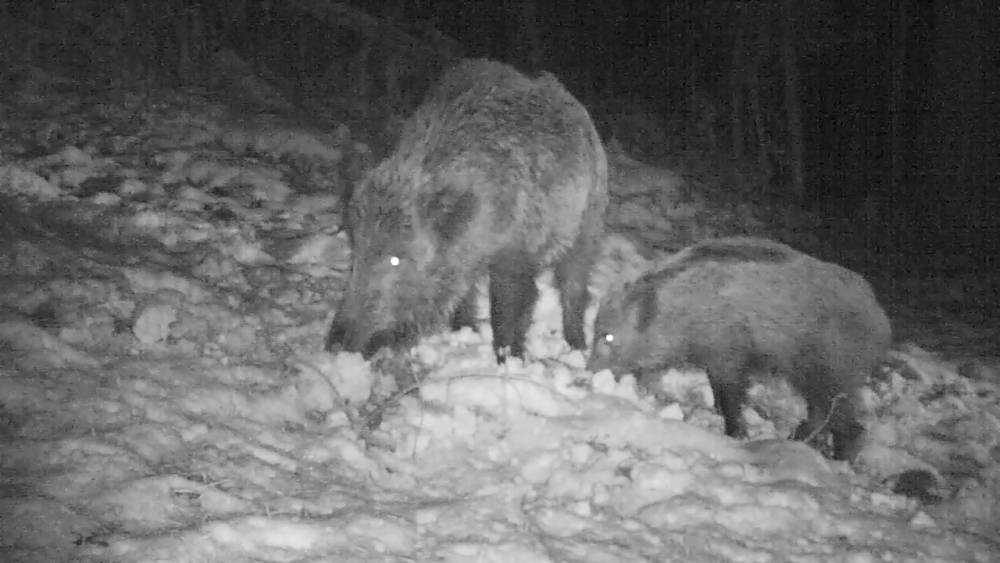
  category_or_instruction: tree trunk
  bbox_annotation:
[601,2,621,98]
[504,0,517,62]
[747,56,773,188]
[684,1,697,145]
[889,0,909,196]
[779,0,805,199]
[505,0,541,70]
[522,0,541,70]
[932,0,986,235]
[350,37,374,100]
[176,7,192,82]
[730,28,746,159]
[688,44,699,148]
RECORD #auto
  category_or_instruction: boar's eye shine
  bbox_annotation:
[389,255,401,267]
[603,333,615,345]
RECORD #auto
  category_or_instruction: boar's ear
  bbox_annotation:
[418,186,480,243]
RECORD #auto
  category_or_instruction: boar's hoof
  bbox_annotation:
[361,330,394,359]
[362,325,417,359]
[493,343,525,365]
[325,323,348,353]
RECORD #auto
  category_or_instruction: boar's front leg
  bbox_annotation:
[554,229,600,351]
[451,285,479,332]
[489,251,538,363]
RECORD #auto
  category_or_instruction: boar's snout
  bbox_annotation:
[325,318,363,354]
[586,337,614,374]
[586,355,610,374]
[586,350,629,380]
[360,328,403,359]
[325,318,413,359]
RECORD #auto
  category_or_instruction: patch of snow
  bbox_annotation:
[0,164,62,199]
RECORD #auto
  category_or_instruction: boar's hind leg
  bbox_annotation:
[554,231,600,351]
[451,286,479,332]
[793,372,864,461]
[489,252,539,362]
[829,404,864,461]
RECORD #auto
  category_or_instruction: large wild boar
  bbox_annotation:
[326,59,608,362]
[588,236,891,461]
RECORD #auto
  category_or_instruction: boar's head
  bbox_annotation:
[326,168,481,359]
[587,278,660,377]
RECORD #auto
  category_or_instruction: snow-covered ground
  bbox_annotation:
[1,81,998,562]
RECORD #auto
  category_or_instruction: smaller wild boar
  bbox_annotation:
[587,236,891,461]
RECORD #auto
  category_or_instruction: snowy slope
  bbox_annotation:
[0,82,998,562]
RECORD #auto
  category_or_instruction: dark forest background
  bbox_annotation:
[1,0,997,262]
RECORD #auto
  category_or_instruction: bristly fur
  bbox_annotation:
[589,236,892,461]
[327,58,609,362]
